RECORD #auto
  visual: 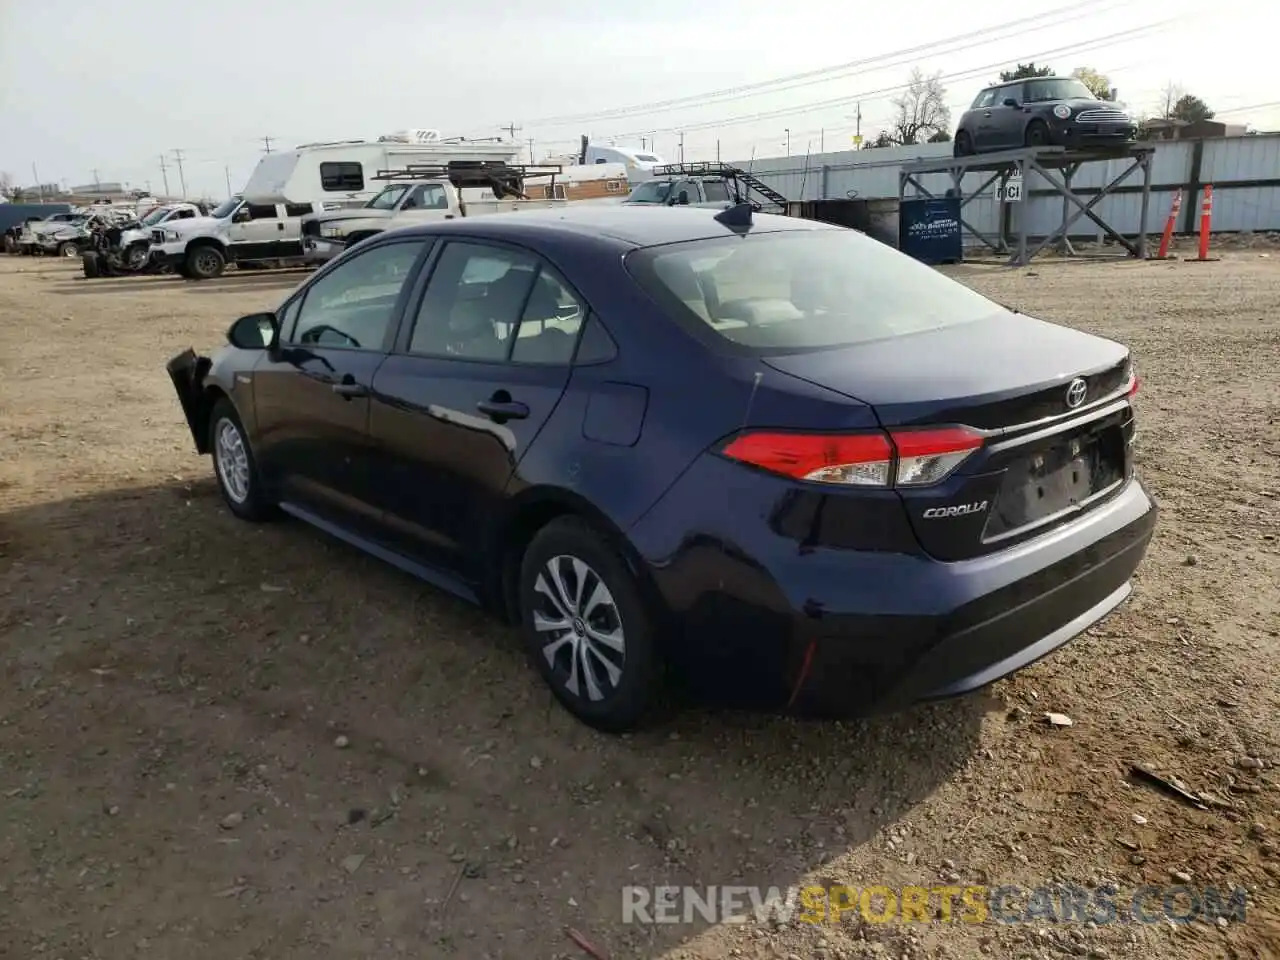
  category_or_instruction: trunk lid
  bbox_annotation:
[762,311,1135,560]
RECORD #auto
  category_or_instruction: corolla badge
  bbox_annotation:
[922,501,989,519]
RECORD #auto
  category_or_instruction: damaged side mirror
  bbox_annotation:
[227,312,278,350]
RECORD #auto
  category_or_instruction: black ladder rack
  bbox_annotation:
[650,161,788,208]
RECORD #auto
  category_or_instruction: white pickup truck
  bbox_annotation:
[148,196,322,279]
[300,162,568,264]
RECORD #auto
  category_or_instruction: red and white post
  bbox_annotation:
[1184,184,1219,262]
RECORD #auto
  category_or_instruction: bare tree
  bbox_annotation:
[1160,83,1185,120]
[888,69,951,146]
[0,171,16,200]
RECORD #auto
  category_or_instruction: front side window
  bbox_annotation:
[320,161,364,192]
[972,89,996,109]
[289,241,423,350]
[245,203,278,220]
[366,186,409,210]
[408,242,583,364]
[626,180,673,204]
[404,183,448,210]
[701,180,730,203]
[626,228,1004,355]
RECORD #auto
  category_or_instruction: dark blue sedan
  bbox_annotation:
[166,204,1156,732]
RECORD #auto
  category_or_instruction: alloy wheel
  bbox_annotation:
[533,555,626,702]
[213,417,251,504]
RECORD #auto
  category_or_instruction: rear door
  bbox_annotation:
[250,237,431,533]
[367,239,583,579]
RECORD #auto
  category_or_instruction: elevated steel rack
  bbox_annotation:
[650,161,789,210]
[897,143,1156,266]
[371,161,565,200]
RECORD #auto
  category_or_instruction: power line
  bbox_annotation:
[603,18,1182,140]
[521,0,1121,127]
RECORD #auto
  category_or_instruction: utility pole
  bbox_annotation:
[31,162,40,198]
[785,128,791,156]
[500,122,522,139]
[261,135,275,153]
[91,169,101,192]
[716,139,720,162]
[158,155,171,196]
[678,132,685,163]
[820,129,825,153]
[172,149,187,198]
[224,165,233,196]
[525,138,535,163]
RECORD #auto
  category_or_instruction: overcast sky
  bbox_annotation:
[0,0,1270,198]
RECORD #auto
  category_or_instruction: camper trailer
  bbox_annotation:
[523,162,630,202]
[241,129,522,208]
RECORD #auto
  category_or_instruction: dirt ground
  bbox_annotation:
[1,251,1277,960]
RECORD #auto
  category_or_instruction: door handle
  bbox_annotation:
[332,375,368,399]
[983,111,992,117]
[476,396,529,421]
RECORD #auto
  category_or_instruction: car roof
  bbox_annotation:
[386,205,832,249]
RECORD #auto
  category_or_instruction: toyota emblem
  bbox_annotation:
[1065,378,1088,409]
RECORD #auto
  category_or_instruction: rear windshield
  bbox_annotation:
[625,228,1002,354]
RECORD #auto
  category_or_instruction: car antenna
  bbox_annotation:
[714,202,753,229]
[738,370,764,431]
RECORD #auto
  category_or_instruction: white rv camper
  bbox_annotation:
[547,136,666,184]
[241,129,522,208]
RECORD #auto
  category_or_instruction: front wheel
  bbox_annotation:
[209,398,276,521]
[519,517,663,733]
[1024,120,1051,148]
[57,240,80,258]
[185,244,226,280]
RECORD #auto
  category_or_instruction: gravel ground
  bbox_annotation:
[0,252,1277,960]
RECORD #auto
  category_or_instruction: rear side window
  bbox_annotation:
[320,161,364,192]
[625,229,1002,355]
[284,203,314,217]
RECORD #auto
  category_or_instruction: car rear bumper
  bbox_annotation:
[627,454,1156,715]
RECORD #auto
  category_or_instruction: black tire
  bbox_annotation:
[81,251,100,279]
[953,130,974,157]
[208,398,276,521]
[518,516,663,733]
[1024,120,1051,148]
[57,240,80,258]
[185,244,226,280]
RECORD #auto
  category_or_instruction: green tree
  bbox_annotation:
[1070,66,1114,100]
[999,62,1054,82]
[927,130,952,143]
[1172,93,1215,122]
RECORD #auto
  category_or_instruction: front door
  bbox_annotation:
[367,239,583,580]
[250,237,430,532]
[989,85,1026,149]
[228,202,289,261]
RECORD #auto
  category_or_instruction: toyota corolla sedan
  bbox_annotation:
[166,204,1156,732]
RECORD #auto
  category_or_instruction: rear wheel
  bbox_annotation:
[209,398,276,521]
[518,517,662,733]
[81,251,100,278]
[953,130,974,156]
[1024,120,1051,148]
[185,244,226,280]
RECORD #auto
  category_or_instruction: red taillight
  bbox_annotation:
[720,426,984,487]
